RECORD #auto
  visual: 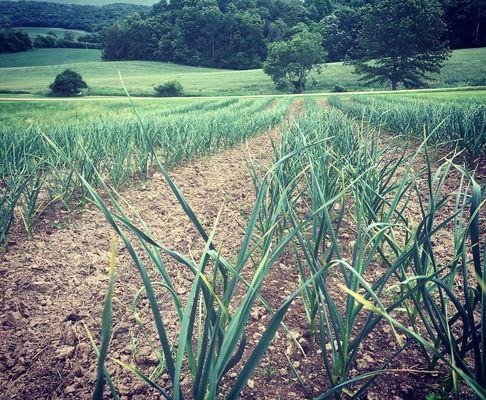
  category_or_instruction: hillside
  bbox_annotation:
[2,0,157,5]
[0,48,102,68]
[0,1,150,31]
[0,47,485,97]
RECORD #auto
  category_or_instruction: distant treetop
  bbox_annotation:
[0,1,150,32]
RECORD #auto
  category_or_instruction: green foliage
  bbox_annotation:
[33,30,101,49]
[319,6,361,62]
[102,3,268,69]
[349,0,451,90]
[77,32,101,44]
[304,0,333,21]
[263,26,325,93]
[56,39,101,50]
[1,0,485,71]
[260,98,485,398]
[96,0,484,69]
[0,0,149,32]
[33,34,58,49]
[49,69,87,96]
[74,97,484,398]
[0,27,32,53]
[30,28,101,50]
[154,80,184,97]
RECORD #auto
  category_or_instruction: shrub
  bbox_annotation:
[77,33,102,44]
[332,85,346,92]
[33,34,57,48]
[154,80,183,97]
[49,69,88,96]
[57,39,101,49]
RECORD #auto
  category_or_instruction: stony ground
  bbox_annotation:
[0,101,483,400]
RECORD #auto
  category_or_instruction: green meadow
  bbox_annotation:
[0,47,485,97]
[0,48,102,69]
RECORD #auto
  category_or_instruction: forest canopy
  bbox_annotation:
[0,26,32,53]
[1,0,484,69]
[0,1,150,32]
[99,0,485,69]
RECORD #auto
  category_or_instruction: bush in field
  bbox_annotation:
[332,85,346,92]
[49,69,88,96]
[33,34,58,48]
[154,80,184,97]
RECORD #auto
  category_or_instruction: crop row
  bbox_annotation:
[329,95,486,160]
[0,97,292,246]
[87,98,484,399]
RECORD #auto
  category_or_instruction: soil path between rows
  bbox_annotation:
[0,102,307,400]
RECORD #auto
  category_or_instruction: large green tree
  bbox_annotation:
[349,0,451,90]
[319,6,361,61]
[304,0,333,21]
[263,25,325,93]
[0,27,32,53]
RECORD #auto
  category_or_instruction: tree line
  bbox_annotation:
[0,27,31,53]
[0,25,102,53]
[99,0,485,69]
[0,1,150,32]
[263,0,452,92]
[32,31,102,50]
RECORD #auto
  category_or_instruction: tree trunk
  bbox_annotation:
[212,31,215,64]
[292,79,304,94]
[391,79,398,91]
[474,3,482,46]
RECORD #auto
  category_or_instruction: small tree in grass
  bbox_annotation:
[49,69,87,96]
[349,0,450,90]
[263,26,325,94]
[154,80,184,97]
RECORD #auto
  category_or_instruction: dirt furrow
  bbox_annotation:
[0,105,299,399]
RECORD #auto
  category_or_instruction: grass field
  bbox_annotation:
[396,88,486,100]
[0,97,206,126]
[0,48,102,69]
[19,27,90,40]
[0,47,485,96]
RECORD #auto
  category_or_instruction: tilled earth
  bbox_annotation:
[0,101,483,400]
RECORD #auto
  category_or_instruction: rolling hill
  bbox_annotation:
[0,47,485,97]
